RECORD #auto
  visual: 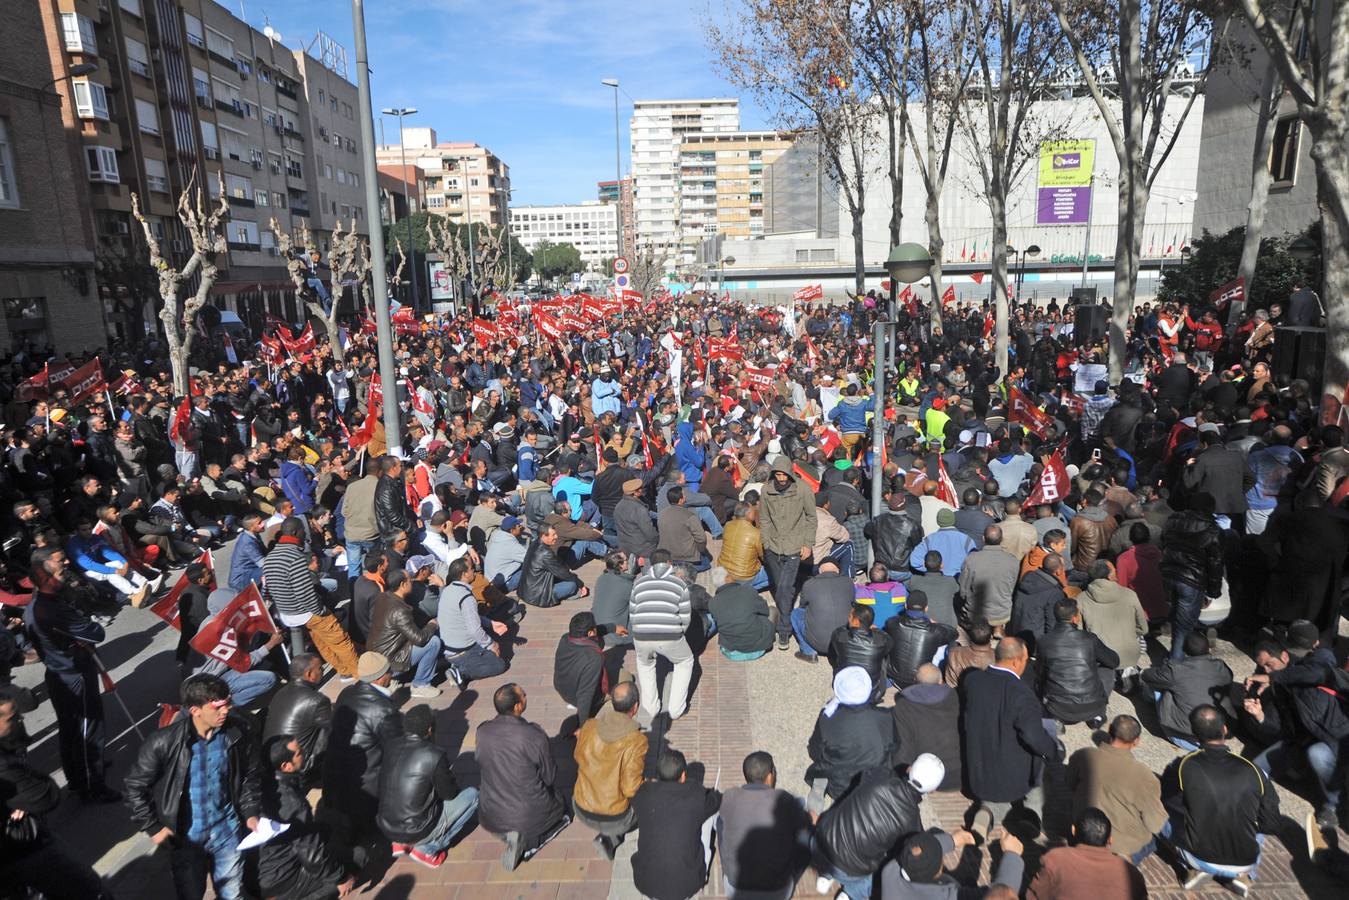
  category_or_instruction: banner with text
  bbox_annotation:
[1036,139,1095,225]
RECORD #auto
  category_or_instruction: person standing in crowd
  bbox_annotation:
[759,457,817,651]
[629,550,694,723]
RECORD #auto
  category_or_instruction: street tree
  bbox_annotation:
[268,218,366,362]
[95,231,159,337]
[1050,0,1217,381]
[1156,224,1320,312]
[710,0,881,295]
[629,242,675,300]
[851,0,915,259]
[130,173,228,397]
[1225,0,1349,416]
[532,240,584,283]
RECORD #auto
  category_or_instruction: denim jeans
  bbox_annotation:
[563,540,610,565]
[346,539,379,580]
[553,579,581,603]
[1163,818,1264,878]
[1253,739,1342,810]
[401,636,443,687]
[220,668,277,708]
[445,644,508,683]
[817,543,853,576]
[788,607,817,657]
[414,787,481,855]
[811,834,872,899]
[690,505,724,538]
[171,818,243,900]
[1165,580,1206,661]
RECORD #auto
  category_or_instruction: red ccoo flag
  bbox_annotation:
[148,550,213,629]
[941,285,956,306]
[1007,386,1057,440]
[792,284,823,303]
[1209,276,1245,309]
[897,285,918,317]
[1027,450,1070,506]
[935,456,959,506]
[188,583,276,673]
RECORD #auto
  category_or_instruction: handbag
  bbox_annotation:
[3,811,41,847]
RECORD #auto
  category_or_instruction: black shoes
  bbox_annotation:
[1086,715,1106,730]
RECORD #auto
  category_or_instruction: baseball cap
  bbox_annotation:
[501,515,522,531]
[907,752,946,794]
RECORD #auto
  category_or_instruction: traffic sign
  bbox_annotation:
[614,273,630,290]
[571,272,582,284]
[612,256,629,274]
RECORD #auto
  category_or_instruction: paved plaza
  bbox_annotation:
[11,540,1346,899]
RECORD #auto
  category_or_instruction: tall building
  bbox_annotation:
[677,130,793,258]
[0,0,106,354]
[42,0,369,337]
[510,201,617,270]
[375,127,510,228]
[597,177,633,257]
[630,98,738,251]
[376,164,422,226]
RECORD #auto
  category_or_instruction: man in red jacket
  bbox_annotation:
[1183,306,1224,370]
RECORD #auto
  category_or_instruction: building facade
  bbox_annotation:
[597,177,633,257]
[630,98,738,251]
[0,0,106,355]
[677,130,793,259]
[509,201,617,270]
[376,164,422,226]
[375,127,510,229]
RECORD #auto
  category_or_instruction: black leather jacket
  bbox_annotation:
[865,508,922,572]
[321,682,402,800]
[376,733,457,843]
[1160,509,1224,596]
[258,769,344,895]
[1035,622,1118,717]
[815,767,923,877]
[375,475,413,538]
[124,714,262,836]
[261,680,332,772]
[826,626,891,705]
[883,613,957,688]
[518,540,572,608]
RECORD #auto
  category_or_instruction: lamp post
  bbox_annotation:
[380,107,419,311]
[879,243,933,516]
[459,156,478,312]
[719,255,735,296]
[1022,244,1041,301]
[601,79,623,258]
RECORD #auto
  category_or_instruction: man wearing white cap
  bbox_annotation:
[812,751,947,899]
[806,667,896,812]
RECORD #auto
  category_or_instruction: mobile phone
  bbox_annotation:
[1091,448,1102,462]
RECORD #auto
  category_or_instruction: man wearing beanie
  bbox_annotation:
[881,827,1024,898]
[320,651,402,846]
[908,508,976,577]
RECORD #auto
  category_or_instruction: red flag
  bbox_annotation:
[109,370,141,396]
[471,318,499,347]
[391,305,416,323]
[792,284,823,303]
[898,285,918,317]
[280,323,315,355]
[960,241,967,261]
[258,336,285,365]
[1007,386,1057,440]
[560,311,588,333]
[148,550,213,629]
[935,456,958,506]
[55,359,105,404]
[880,279,892,292]
[941,285,956,306]
[349,408,379,448]
[168,396,193,447]
[804,336,822,367]
[708,337,744,361]
[970,271,986,285]
[743,365,777,390]
[792,462,820,492]
[1209,277,1245,309]
[14,365,48,402]
[1027,450,1070,505]
[368,373,383,409]
[408,380,434,417]
[188,583,276,673]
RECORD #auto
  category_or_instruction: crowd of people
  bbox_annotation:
[0,280,1344,900]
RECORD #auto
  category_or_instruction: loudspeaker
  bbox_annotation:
[1272,326,1325,388]
[1074,304,1108,347]
[1071,287,1098,305]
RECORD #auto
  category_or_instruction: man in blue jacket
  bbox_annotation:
[229,513,267,592]
[674,422,706,491]
[908,509,976,577]
[827,384,872,456]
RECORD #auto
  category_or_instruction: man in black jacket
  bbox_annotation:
[864,492,921,579]
[826,603,890,703]
[812,753,946,900]
[376,705,480,868]
[1162,705,1280,893]
[892,663,962,792]
[882,591,956,690]
[123,674,263,900]
[630,749,723,900]
[1181,425,1255,523]
[553,612,607,724]
[477,683,570,871]
[806,665,897,810]
[518,525,585,608]
[1008,552,1066,651]
[261,654,332,776]
[258,737,352,900]
[320,652,402,846]
[792,560,854,662]
[1160,492,1224,660]
[1036,598,1119,728]
[374,455,414,539]
[614,478,659,563]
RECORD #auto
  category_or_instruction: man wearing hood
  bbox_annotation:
[759,456,817,651]
[673,422,707,491]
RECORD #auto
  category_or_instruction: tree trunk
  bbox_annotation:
[850,201,867,296]
[161,300,189,398]
[1108,172,1149,381]
[887,91,907,250]
[1309,122,1349,421]
[1234,68,1281,322]
[925,190,946,335]
[989,192,1010,378]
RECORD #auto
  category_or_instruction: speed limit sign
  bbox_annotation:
[612,256,629,274]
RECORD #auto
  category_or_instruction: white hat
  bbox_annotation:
[907,752,945,794]
[825,666,873,716]
[958,429,974,445]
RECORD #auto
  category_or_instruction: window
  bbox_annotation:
[236,56,252,77]
[184,13,205,49]
[143,157,168,193]
[135,99,160,135]
[330,97,338,112]
[72,80,109,120]
[205,28,234,61]
[426,195,445,208]
[257,66,271,83]
[350,173,359,189]
[335,168,346,184]
[225,174,252,199]
[1270,116,1301,185]
[323,163,332,178]
[192,67,211,102]
[61,13,97,55]
[199,121,218,153]
[119,0,142,17]
[343,102,353,119]
[269,153,282,175]
[317,89,325,104]
[273,191,286,208]
[286,157,302,178]
[340,204,350,218]
[124,38,150,76]
[0,119,18,208]
[260,231,276,252]
[255,190,269,207]
[85,146,120,183]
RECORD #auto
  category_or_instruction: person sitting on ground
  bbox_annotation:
[1076,559,1148,694]
[437,556,509,688]
[943,617,996,688]
[909,508,975,576]
[518,525,588,608]
[366,570,443,700]
[572,681,647,860]
[1139,631,1233,751]
[1036,598,1119,729]
[376,704,481,868]
[854,562,907,629]
[892,663,962,792]
[716,751,813,899]
[553,612,608,725]
[261,653,332,777]
[258,735,354,900]
[957,524,1020,629]
[1065,715,1168,864]
[630,749,724,900]
[591,549,634,648]
[185,587,283,708]
[791,559,856,662]
[707,566,775,660]
[883,590,957,691]
[1009,550,1067,651]
[805,666,898,811]
[826,602,890,704]
[907,551,958,629]
[483,516,529,591]
[881,827,1024,899]
[1027,807,1148,900]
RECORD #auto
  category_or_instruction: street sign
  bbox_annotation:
[612,256,629,274]
[614,273,630,291]
[571,272,582,284]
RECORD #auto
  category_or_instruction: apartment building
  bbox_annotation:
[630,98,738,253]
[375,127,510,229]
[0,0,106,354]
[597,177,633,258]
[377,164,423,226]
[677,130,793,258]
[509,201,617,269]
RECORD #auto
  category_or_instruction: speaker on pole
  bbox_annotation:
[1074,304,1108,347]
[1272,326,1325,390]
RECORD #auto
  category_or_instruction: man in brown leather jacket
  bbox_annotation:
[1070,488,1117,571]
[572,681,647,859]
[367,570,443,699]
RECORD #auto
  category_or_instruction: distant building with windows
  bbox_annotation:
[597,177,633,257]
[375,128,510,229]
[509,201,617,270]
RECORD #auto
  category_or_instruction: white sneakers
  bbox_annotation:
[409,684,441,699]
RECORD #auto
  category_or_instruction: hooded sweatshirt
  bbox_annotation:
[759,456,818,556]
[674,422,706,489]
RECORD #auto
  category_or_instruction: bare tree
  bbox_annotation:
[853,1,915,255]
[473,226,512,295]
[130,173,228,397]
[960,0,1070,377]
[629,241,675,300]
[1050,0,1217,380]
[269,219,348,362]
[427,216,471,306]
[710,0,881,294]
[1233,65,1282,317]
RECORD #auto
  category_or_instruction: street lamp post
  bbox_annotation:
[880,243,934,516]
[719,255,735,296]
[380,107,419,311]
[602,79,623,258]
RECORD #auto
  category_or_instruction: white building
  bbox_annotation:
[630,98,739,250]
[510,201,618,269]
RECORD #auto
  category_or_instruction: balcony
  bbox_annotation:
[227,241,261,252]
[195,91,212,108]
[276,83,297,100]
[283,127,304,142]
[227,195,255,208]
[215,98,244,118]
[208,48,235,67]
[289,206,310,218]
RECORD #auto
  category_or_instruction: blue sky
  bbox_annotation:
[257,0,768,205]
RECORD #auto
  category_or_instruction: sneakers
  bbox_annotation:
[1181,869,1213,891]
[1225,874,1251,896]
[794,651,818,664]
[409,684,441,699]
[1314,804,1339,833]
[338,675,355,684]
[969,806,995,846]
[1306,810,1330,862]
[446,664,464,689]
[408,847,446,868]
[129,585,149,608]
[501,831,524,872]
[1086,715,1106,730]
[390,842,411,857]
[815,875,833,895]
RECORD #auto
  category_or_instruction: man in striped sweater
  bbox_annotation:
[261,517,358,680]
[630,550,694,723]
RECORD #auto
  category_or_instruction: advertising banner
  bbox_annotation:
[1037,140,1095,225]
